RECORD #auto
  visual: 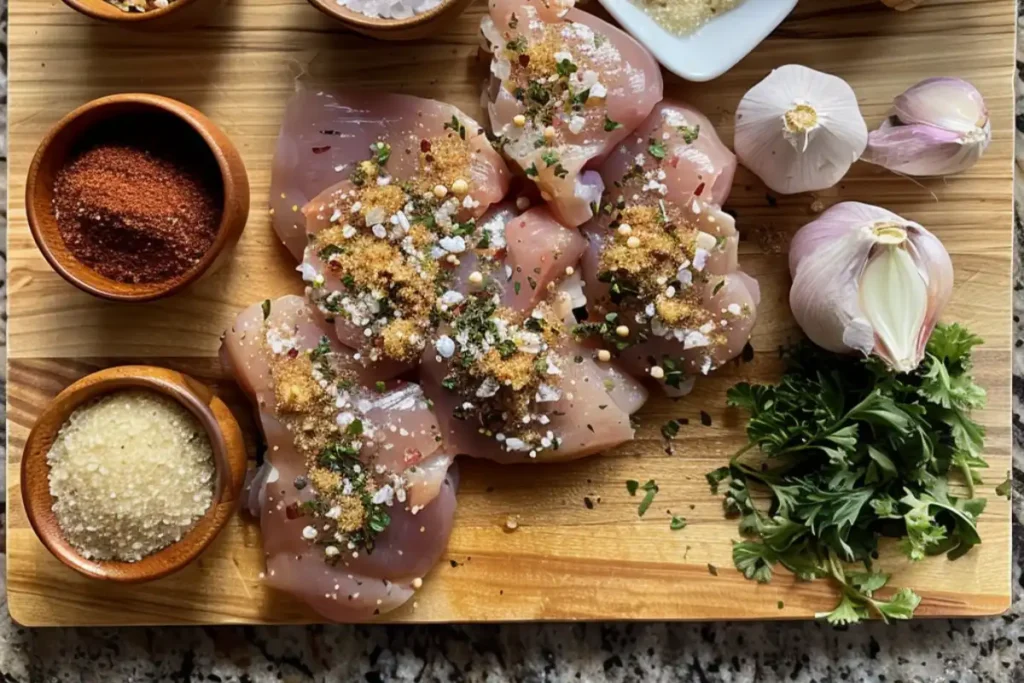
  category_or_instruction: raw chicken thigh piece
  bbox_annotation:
[450,204,587,310]
[420,281,646,463]
[293,102,514,369]
[481,0,662,227]
[270,90,510,260]
[578,101,759,394]
[221,296,457,621]
[599,101,738,207]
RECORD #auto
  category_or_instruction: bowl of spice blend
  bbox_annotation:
[61,0,223,30]
[20,365,248,582]
[307,0,474,40]
[26,93,249,302]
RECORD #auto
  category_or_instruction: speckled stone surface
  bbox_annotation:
[0,6,1022,683]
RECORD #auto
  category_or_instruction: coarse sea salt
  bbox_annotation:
[338,0,441,19]
[46,390,215,563]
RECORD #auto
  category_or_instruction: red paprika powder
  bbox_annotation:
[52,122,223,285]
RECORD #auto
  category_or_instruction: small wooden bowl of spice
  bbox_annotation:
[307,0,475,40]
[61,0,222,30]
[21,365,248,583]
[26,93,249,302]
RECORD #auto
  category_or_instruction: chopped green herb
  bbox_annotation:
[261,299,271,320]
[525,163,539,178]
[571,88,591,110]
[661,419,681,440]
[553,163,569,179]
[648,139,666,160]
[670,516,687,531]
[514,281,522,295]
[711,323,988,624]
[375,381,386,393]
[555,58,578,78]
[678,124,700,144]
[638,479,658,516]
[371,141,391,165]
[541,150,559,167]
[505,36,527,53]
[626,479,639,496]
[995,474,1011,499]
[604,115,622,132]
[444,115,467,140]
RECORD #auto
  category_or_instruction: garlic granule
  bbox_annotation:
[47,390,216,562]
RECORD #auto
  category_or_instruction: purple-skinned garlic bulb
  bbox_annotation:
[789,202,953,372]
[862,77,990,176]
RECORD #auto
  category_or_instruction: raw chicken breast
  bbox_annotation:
[481,0,663,227]
[270,90,511,261]
[221,296,457,621]
[578,101,759,393]
[450,204,587,309]
[420,280,646,463]
[291,96,516,369]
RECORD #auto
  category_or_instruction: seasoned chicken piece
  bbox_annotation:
[578,102,758,394]
[292,100,514,369]
[270,90,510,261]
[481,0,663,227]
[221,296,457,621]
[420,279,646,463]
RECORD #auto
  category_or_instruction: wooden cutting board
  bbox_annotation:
[6,0,1014,626]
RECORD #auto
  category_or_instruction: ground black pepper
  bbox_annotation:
[52,127,222,284]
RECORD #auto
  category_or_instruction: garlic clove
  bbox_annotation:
[893,77,989,135]
[859,239,929,372]
[863,77,991,177]
[735,65,868,195]
[862,119,983,176]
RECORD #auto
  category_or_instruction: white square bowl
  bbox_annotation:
[595,0,798,82]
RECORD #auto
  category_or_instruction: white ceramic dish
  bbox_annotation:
[596,0,798,82]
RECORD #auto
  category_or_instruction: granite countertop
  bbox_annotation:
[0,5,1021,683]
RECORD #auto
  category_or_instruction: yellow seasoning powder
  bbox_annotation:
[46,389,216,562]
[632,0,743,35]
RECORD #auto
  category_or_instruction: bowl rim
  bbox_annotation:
[595,0,798,82]
[61,0,203,23]
[20,365,245,583]
[25,92,247,302]
[306,0,458,32]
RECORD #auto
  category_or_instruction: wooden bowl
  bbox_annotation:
[20,365,248,583]
[26,93,250,302]
[307,0,475,40]
[60,0,222,29]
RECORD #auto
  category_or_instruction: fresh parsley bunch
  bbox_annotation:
[708,324,989,624]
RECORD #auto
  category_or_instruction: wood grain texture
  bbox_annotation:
[6,0,1015,625]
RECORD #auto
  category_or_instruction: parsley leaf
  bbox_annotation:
[670,516,687,530]
[648,139,666,159]
[637,480,658,516]
[604,115,622,132]
[712,325,987,625]
[625,479,639,496]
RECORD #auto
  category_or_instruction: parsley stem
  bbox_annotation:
[957,459,977,499]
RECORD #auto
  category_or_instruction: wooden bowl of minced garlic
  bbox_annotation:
[20,366,247,583]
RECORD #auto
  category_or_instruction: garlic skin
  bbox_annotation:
[862,77,991,176]
[789,202,953,373]
[735,65,868,195]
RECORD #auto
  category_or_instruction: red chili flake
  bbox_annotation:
[312,145,331,154]
[694,182,706,197]
[669,157,680,169]
[285,502,303,520]
[404,448,424,465]
[420,139,432,153]
[425,154,434,164]
[519,54,530,67]
[287,348,299,359]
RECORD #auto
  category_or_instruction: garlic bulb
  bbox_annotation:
[789,202,953,373]
[862,77,991,176]
[735,64,868,195]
